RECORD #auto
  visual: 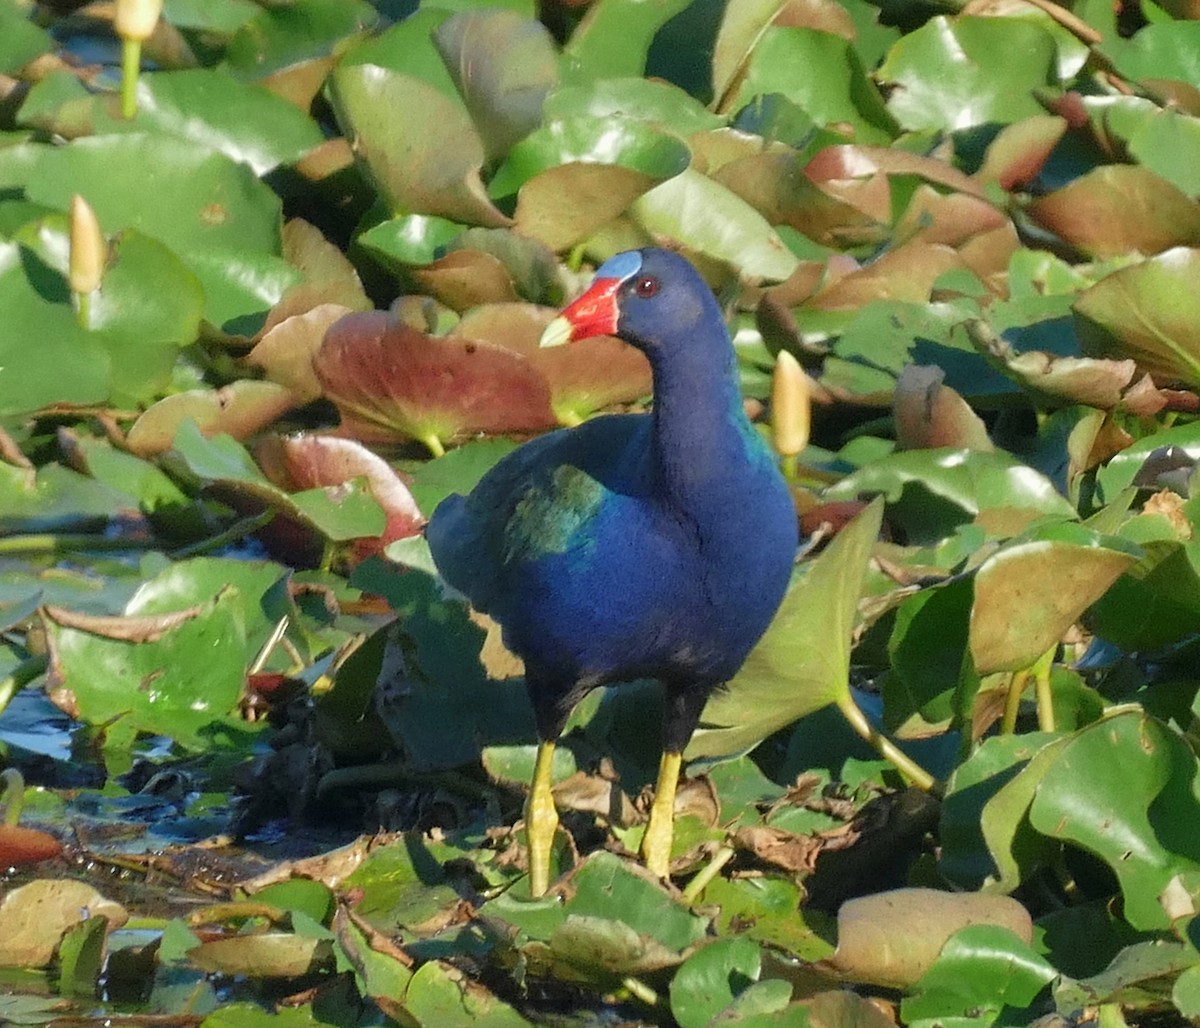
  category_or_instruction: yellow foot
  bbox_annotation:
[526,739,560,897]
[641,750,682,879]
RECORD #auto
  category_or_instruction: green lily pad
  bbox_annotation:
[1075,247,1200,388]
[728,26,896,144]
[969,524,1139,674]
[901,924,1056,1023]
[43,587,250,751]
[1028,711,1200,931]
[878,15,1058,132]
[433,9,558,163]
[688,498,882,758]
[630,168,800,281]
[330,13,509,228]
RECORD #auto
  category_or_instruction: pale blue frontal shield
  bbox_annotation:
[593,250,643,282]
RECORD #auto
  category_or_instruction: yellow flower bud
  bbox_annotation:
[114,0,163,43]
[771,349,810,459]
[68,194,105,297]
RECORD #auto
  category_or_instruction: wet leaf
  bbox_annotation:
[0,880,127,968]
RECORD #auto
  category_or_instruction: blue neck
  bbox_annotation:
[647,320,764,505]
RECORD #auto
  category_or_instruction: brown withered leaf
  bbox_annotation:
[553,772,636,826]
[408,250,521,311]
[732,824,837,874]
[246,303,354,403]
[314,310,557,451]
[41,604,203,643]
[894,365,993,451]
[968,319,1137,409]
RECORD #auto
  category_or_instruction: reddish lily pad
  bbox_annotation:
[1027,166,1200,259]
[452,303,652,423]
[0,825,62,868]
[254,433,425,557]
[314,309,557,452]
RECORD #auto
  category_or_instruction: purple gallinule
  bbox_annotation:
[427,248,798,895]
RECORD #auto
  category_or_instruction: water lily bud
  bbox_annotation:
[114,0,163,42]
[771,349,810,458]
[68,194,104,297]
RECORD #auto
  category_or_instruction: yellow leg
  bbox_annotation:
[526,740,560,897]
[641,750,683,879]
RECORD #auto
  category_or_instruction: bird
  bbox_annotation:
[426,247,798,896]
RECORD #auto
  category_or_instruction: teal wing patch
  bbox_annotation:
[502,464,606,564]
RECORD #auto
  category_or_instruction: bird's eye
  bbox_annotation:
[633,275,659,298]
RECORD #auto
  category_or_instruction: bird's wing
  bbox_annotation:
[427,416,651,612]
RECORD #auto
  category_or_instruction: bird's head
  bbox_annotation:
[539,248,716,355]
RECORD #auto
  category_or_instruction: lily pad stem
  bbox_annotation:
[121,38,141,119]
[1001,668,1029,735]
[169,511,274,559]
[682,844,734,905]
[75,289,93,329]
[1032,647,1056,732]
[620,976,658,1008]
[0,533,158,555]
[835,692,939,794]
[0,768,25,827]
[0,654,49,720]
